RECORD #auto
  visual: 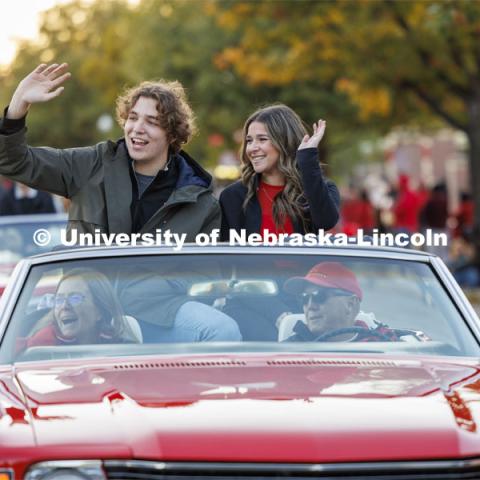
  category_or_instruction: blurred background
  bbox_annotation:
[0,0,479,303]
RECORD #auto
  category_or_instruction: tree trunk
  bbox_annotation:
[466,99,480,261]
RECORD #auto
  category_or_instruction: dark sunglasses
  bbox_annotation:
[54,293,86,307]
[299,288,353,306]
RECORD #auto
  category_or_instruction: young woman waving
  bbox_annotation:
[220,104,340,240]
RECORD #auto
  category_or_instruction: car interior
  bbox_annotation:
[2,253,479,362]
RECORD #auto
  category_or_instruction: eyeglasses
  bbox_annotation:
[54,293,86,307]
[300,288,353,306]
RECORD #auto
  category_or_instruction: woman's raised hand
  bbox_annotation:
[298,119,326,150]
[7,63,71,119]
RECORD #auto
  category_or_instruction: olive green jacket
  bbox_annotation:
[0,128,220,241]
[0,127,220,328]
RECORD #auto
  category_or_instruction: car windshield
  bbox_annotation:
[1,253,479,363]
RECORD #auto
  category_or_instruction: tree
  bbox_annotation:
[212,0,480,245]
[1,0,376,173]
[0,0,133,147]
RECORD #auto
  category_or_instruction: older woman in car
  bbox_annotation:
[20,268,140,349]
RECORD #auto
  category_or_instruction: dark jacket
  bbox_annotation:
[0,117,221,329]
[0,124,220,241]
[421,190,448,230]
[0,185,56,215]
[219,148,339,240]
[285,319,401,342]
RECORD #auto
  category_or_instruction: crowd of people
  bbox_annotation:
[338,176,478,287]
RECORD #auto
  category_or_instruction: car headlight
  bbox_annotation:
[25,461,106,480]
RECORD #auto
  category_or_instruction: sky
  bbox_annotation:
[0,0,76,67]
[1,0,142,68]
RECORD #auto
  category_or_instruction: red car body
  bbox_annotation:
[2,352,480,477]
[1,245,480,479]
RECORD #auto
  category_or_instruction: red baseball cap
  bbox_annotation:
[284,262,363,300]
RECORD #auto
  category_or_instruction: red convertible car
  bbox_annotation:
[1,244,480,479]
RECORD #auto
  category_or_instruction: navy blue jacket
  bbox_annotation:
[219,148,340,240]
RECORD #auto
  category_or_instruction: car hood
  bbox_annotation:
[11,354,480,462]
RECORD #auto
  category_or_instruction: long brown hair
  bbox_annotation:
[240,104,311,229]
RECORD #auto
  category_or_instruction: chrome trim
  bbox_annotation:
[24,243,434,266]
[25,460,105,480]
[431,255,480,341]
[27,460,102,469]
[0,259,32,343]
[103,458,480,473]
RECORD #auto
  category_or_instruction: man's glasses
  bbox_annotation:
[54,293,86,307]
[300,288,353,306]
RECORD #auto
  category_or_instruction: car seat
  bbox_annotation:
[277,313,306,341]
[124,315,143,343]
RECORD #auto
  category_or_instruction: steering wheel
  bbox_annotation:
[314,326,392,342]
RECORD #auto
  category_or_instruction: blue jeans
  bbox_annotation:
[140,301,242,343]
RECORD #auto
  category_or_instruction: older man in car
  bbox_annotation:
[283,261,399,342]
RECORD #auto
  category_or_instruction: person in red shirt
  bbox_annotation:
[341,188,375,235]
[219,105,340,240]
[393,174,421,233]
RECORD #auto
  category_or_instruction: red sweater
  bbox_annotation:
[257,181,294,237]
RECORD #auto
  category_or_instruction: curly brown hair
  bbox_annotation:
[116,80,196,153]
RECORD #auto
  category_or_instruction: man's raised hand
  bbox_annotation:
[7,63,71,119]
